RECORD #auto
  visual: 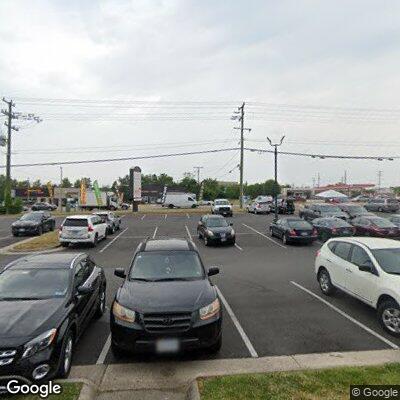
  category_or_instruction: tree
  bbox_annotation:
[32,179,42,188]
[61,178,72,188]
[180,175,198,195]
[74,177,92,188]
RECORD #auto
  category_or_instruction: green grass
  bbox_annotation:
[4,382,82,400]
[12,231,60,252]
[199,363,400,400]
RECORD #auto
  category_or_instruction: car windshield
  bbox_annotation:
[287,220,311,229]
[370,218,395,228]
[207,218,228,228]
[325,219,350,227]
[0,268,70,300]
[372,249,400,275]
[318,205,341,212]
[20,213,41,221]
[129,251,204,281]
[345,205,367,213]
[64,218,88,227]
[215,200,229,205]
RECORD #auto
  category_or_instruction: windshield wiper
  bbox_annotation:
[0,297,45,301]
[129,277,155,282]
[152,277,192,282]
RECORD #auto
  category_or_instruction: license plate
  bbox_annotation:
[301,232,308,236]
[156,338,179,353]
[19,229,25,232]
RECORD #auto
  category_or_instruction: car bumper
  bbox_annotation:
[111,314,222,353]
[206,235,235,244]
[287,235,317,243]
[213,210,233,216]
[12,227,39,235]
[59,237,93,243]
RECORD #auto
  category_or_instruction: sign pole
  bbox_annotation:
[130,166,142,212]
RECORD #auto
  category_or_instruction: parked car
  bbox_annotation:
[111,238,222,355]
[269,217,317,245]
[59,215,107,247]
[211,199,233,217]
[0,253,106,380]
[254,195,273,203]
[163,193,198,208]
[11,211,55,236]
[337,203,374,219]
[351,216,399,238]
[312,217,355,241]
[94,211,121,234]
[299,203,348,221]
[270,198,295,215]
[199,200,214,206]
[315,237,400,336]
[31,202,57,211]
[351,195,371,202]
[197,215,235,246]
[246,201,270,214]
[365,198,400,213]
[388,215,400,228]
[120,203,131,210]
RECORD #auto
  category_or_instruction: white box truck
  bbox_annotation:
[163,193,198,208]
[79,190,119,210]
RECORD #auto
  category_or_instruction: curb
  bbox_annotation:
[186,381,200,400]
[57,379,97,400]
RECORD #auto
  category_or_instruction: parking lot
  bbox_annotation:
[1,211,399,367]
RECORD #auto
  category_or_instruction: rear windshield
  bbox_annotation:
[96,214,108,222]
[130,251,204,281]
[287,220,311,229]
[64,218,88,227]
[370,218,395,228]
[318,205,341,212]
[372,249,400,275]
[344,205,367,213]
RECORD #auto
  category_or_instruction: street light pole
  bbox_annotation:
[267,136,285,222]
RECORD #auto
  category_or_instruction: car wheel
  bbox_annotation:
[92,234,98,247]
[204,236,209,246]
[12,232,18,237]
[378,300,400,337]
[61,242,70,248]
[254,210,258,215]
[208,335,222,353]
[378,207,383,212]
[37,226,43,236]
[95,286,106,318]
[318,268,335,296]
[168,204,174,209]
[50,222,55,231]
[198,230,202,239]
[111,340,126,358]
[57,330,74,379]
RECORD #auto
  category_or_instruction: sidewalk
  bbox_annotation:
[70,348,400,399]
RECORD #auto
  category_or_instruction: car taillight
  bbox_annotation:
[88,225,94,232]
[316,249,321,257]
[313,228,318,235]
[331,228,337,234]
[289,229,297,236]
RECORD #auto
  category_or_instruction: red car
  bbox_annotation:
[351,216,399,238]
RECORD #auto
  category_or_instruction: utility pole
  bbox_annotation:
[232,103,251,208]
[267,136,285,222]
[378,170,383,190]
[59,166,63,212]
[317,172,320,188]
[193,166,203,186]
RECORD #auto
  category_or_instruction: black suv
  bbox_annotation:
[299,203,348,221]
[11,211,56,236]
[0,253,106,382]
[111,238,222,356]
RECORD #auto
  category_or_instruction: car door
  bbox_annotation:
[42,212,51,230]
[348,245,379,305]
[329,241,353,289]
[272,220,282,236]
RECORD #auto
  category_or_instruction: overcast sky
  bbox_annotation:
[1,0,400,188]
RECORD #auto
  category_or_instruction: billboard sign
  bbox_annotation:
[130,166,142,202]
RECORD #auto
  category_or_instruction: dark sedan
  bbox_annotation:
[11,211,56,236]
[197,215,235,246]
[31,202,57,211]
[111,238,222,356]
[0,253,106,382]
[388,215,400,228]
[351,216,399,238]
[269,217,317,245]
[312,217,355,241]
[337,203,374,219]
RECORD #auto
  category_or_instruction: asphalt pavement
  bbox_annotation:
[1,210,400,367]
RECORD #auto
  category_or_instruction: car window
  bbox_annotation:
[372,248,400,275]
[64,218,88,227]
[327,242,337,252]
[370,218,395,228]
[129,251,205,281]
[350,246,371,267]
[74,259,92,288]
[287,220,311,229]
[333,242,352,260]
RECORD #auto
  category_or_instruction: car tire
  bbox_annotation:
[37,226,43,236]
[168,204,174,209]
[318,268,336,296]
[95,285,106,318]
[198,230,202,239]
[208,336,222,353]
[50,222,55,231]
[57,330,74,379]
[92,234,98,247]
[12,232,18,237]
[61,242,70,248]
[378,299,400,337]
[254,210,258,215]
[111,341,126,358]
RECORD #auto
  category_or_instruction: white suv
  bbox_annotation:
[59,215,107,247]
[315,237,400,336]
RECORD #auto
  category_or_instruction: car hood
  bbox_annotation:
[208,227,232,234]
[0,298,64,340]
[321,211,348,218]
[12,220,39,227]
[117,279,216,313]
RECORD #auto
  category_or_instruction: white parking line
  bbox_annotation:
[141,214,146,220]
[99,228,128,253]
[290,281,399,350]
[216,286,258,358]
[164,214,167,220]
[152,226,158,239]
[234,243,243,251]
[96,334,111,364]
[242,223,287,249]
[185,225,192,241]
[186,213,190,219]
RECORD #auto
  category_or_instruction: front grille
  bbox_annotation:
[142,312,192,333]
[217,207,230,212]
[0,349,16,367]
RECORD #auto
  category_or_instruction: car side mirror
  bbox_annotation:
[359,261,373,273]
[114,268,126,279]
[229,222,233,226]
[207,267,220,277]
[77,285,93,295]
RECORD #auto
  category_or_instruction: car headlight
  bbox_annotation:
[112,301,136,323]
[199,298,220,320]
[207,230,214,237]
[22,328,57,359]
